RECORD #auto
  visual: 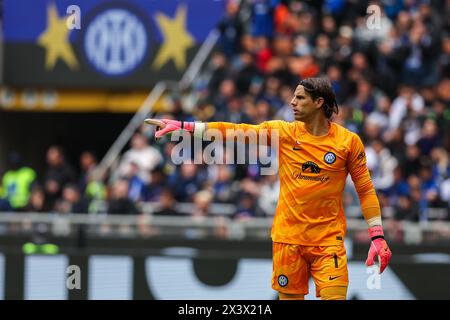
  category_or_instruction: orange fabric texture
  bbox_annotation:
[207,121,380,245]
[278,292,305,300]
[272,242,349,297]
[319,286,348,300]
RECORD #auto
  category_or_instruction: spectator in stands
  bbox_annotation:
[273,0,292,35]
[117,132,163,184]
[417,118,442,156]
[78,151,97,194]
[363,112,386,145]
[170,163,204,202]
[153,189,183,216]
[234,52,262,95]
[320,14,338,40]
[430,99,449,140]
[256,173,280,216]
[25,185,48,213]
[250,0,275,38]
[314,33,333,70]
[212,79,236,115]
[146,166,167,202]
[207,53,229,95]
[401,17,440,87]
[387,166,410,201]
[346,78,386,116]
[214,95,252,123]
[394,195,419,221]
[403,175,423,222]
[123,161,148,202]
[44,145,76,209]
[333,25,354,65]
[107,179,139,215]
[252,99,273,124]
[439,33,450,78]
[211,165,237,204]
[365,139,398,193]
[400,144,423,179]
[54,184,88,214]
[260,76,283,111]
[0,152,36,211]
[389,85,425,139]
[347,52,374,87]
[192,189,213,219]
[160,141,179,185]
[84,169,107,214]
[217,0,243,58]
[254,36,273,74]
[431,147,450,185]
[419,165,443,213]
[373,28,404,98]
[354,5,392,47]
[234,193,257,220]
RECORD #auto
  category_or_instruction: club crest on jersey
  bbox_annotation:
[278,275,288,287]
[324,152,336,164]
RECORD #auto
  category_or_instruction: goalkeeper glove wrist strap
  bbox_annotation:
[368,225,385,241]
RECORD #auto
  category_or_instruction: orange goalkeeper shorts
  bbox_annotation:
[272,242,349,297]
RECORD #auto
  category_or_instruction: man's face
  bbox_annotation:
[290,85,321,121]
[80,152,96,170]
[47,148,62,166]
[131,134,146,150]
[113,180,129,199]
[63,187,79,203]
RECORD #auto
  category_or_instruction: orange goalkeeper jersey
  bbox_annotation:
[208,120,379,246]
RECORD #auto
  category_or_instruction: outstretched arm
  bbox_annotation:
[144,119,200,138]
[144,118,281,146]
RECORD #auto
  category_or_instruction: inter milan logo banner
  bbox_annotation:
[3,0,224,88]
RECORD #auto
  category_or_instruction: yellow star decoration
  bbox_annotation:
[38,3,78,70]
[153,4,195,71]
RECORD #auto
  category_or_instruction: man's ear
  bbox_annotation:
[315,97,324,109]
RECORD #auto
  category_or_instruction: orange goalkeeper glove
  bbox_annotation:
[365,225,392,274]
[144,118,195,139]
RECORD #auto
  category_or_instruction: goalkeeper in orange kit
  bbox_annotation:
[144,77,392,300]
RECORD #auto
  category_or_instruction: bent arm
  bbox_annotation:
[348,135,382,227]
[144,118,283,146]
[350,165,381,226]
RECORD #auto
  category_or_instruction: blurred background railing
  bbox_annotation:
[0,210,448,244]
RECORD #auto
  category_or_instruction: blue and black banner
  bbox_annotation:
[3,0,224,88]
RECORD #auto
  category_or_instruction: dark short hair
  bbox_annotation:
[299,77,339,119]
[63,183,80,193]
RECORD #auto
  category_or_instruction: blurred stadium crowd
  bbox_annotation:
[1,0,449,226]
